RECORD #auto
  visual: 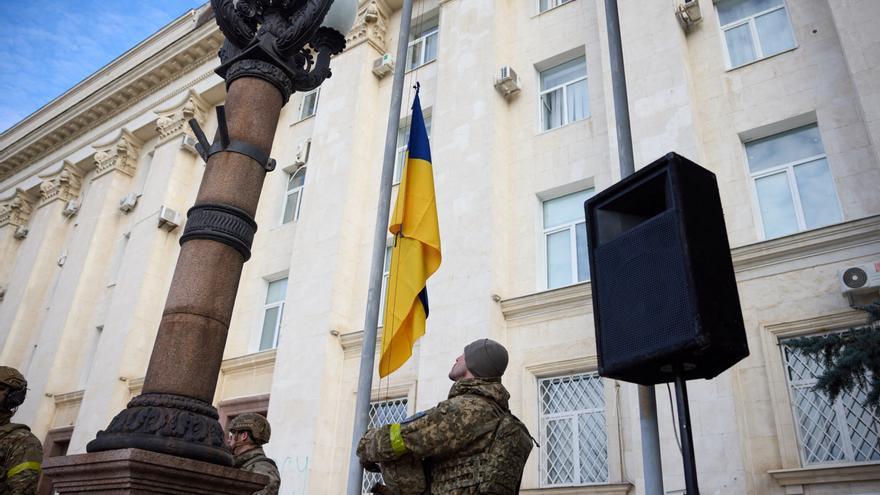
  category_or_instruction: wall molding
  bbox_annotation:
[768,462,880,494]
[500,282,591,323]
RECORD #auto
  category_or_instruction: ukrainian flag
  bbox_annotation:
[379,89,442,378]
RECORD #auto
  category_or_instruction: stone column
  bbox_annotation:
[0,162,83,365]
[84,2,348,466]
[0,188,36,287]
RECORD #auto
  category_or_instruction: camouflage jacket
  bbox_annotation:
[234,447,280,495]
[359,378,518,494]
[0,414,43,495]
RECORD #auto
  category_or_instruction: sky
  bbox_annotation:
[0,0,207,133]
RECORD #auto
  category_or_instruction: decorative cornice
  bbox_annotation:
[220,349,277,374]
[38,161,84,207]
[764,311,868,339]
[0,18,224,182]
[525,356,599,377]
[93,129,143,179]
[53,390,85,406]
[731,215,880,274]
[768,461,880,488]
[500,282,592,322]
[346,0,390,53]
[154,89,209,144]
[0,188,36,228]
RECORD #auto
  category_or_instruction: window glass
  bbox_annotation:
[259,306,281,350]
[724,24,757,68]
[755,8,796,56]
[546,231,572,289]
[543,190,591,229]
[794,159,842,229]
[299,89,319,119]
[541,58,587,91]
[266,279,287,304]
[717,0,783,25]
[283,168,306,224]
[540,57,588,131]
[747,125,824,172]
[543,189,593,288]
[259,278,288,351]
[755,172,799,238]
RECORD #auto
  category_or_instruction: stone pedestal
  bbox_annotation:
[42,448,267,494]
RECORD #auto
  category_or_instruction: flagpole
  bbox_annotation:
[346,0,415,493]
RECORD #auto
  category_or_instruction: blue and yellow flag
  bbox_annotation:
[380,88,442,378]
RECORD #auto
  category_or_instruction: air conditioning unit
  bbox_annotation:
[181,134,200,155]
[119,192,139,213]
[157,205,181,231]
[839,261,880,294]
[675,0,702,31]
[62,200,80,218]
[494,66,521,98]
[294,139,311,167]
[372,53,395,79]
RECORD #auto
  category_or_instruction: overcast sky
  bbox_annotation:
[0,0,206,133]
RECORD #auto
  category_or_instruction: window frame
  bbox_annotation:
[538,0,574,14]
[282,166,307,224]
[743,124,842,240]
[538,57,589,132]
[257,277,287,351]
[541,188,594,290]
[537,371,609,488]
[716,0,798,70]
[298,88,320,121]
[406,18,439,72]
[779,332,880,466]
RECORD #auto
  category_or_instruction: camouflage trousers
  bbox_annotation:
[365,454,427,495]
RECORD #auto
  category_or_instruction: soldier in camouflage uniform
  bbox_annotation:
[226,412,281,495]
[0,366,43,495]
[358,339,534,495]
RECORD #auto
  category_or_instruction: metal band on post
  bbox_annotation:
[180,203,258,261]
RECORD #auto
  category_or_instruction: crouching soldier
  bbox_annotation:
[226,413,281,495]
[0,366,43,495]
[357,339,535,494]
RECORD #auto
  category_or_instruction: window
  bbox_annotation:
[362,397,409,494]
[539,372,608,486]
[406,16,439,71]
[393,115,433,184]
[299,88,320,120]
[781,338,880,465]
[259,278,288,350]
[282,167,306,223]
[543,189,593,289]
[539,0,573,13]
[379,245,392,326]
[717,0,796,68]
[745,124,841,239]
[540,57,589,131]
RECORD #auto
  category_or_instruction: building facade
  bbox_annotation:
[1,0,879,494]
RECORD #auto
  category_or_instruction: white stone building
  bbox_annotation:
[1,0,879,493]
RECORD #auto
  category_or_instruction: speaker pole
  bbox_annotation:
[604,0,665,493]
[674,371,700,495]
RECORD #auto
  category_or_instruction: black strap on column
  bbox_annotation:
[188,106,277,172]
[179,203,258,261]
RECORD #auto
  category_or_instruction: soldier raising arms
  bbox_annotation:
[358,339,535,495]
[0,366,43,495]
[226,413,281,495]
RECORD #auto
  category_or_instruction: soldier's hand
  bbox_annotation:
[370,482,394,495]
[360,457,381,472]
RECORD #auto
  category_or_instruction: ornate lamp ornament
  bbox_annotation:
[212,0,354,103]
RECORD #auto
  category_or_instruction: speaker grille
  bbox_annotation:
[594,211,694,370]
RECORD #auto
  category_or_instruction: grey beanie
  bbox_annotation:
[464,339,509,378]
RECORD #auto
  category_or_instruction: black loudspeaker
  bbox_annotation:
[584,152,748,385]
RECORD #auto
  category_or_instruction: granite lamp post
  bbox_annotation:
[83,0,356,466]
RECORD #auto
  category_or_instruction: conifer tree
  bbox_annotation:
[785,301,880,411]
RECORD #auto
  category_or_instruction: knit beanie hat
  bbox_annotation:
[464,339,509,378]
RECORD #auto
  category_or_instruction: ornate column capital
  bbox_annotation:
[155,89,209,145]
[0,188,36,229]
[346,0,389,52]
[38,161,84,208]
[93,129,143,179]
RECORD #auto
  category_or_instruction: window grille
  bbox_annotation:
[539,372,608,486]
[363,397,410,494]
[782,339,880,465]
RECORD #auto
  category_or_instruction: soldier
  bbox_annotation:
[357,339,535,495]
[0,366,43,495]
[226,413,281,495]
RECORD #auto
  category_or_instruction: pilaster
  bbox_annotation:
[0,189,37,287]
[93,129,144,179]
[345,0,391,54]
[154,89,209,146]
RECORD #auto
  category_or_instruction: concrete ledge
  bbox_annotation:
[521,482,634,494]
[43,448,267,494]
[768,461,880,494]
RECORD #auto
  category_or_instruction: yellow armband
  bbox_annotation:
[389,423,407,456]
[7,461,41,478]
